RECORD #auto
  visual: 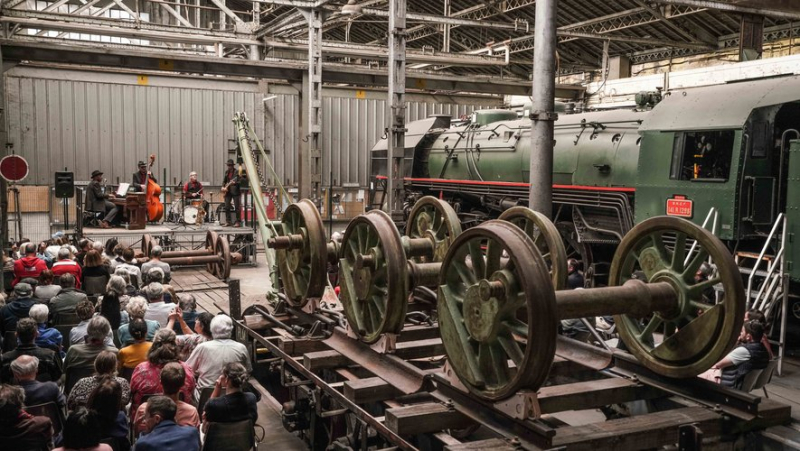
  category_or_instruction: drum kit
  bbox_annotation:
[169,199,208,225]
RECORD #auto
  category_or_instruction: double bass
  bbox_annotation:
[145,154,164,222]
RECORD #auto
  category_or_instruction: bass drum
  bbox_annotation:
[183,206,199,225]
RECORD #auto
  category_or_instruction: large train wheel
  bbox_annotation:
[438,220,557,401]
[276,200,328,307]
[500,207,568,290]
[557,222,593,275]
[406,196,462,263]
[142,234,154,259]
[214,235,232,280]
[339,210,408,343]
[610,217,745,378]
[205,231,219,277]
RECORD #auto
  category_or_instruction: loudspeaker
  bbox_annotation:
[55,172,75,198]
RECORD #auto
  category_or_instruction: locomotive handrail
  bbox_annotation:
[684,207,718,268]
[746,212,785,307]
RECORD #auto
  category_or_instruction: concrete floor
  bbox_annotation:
[221,250,800,448]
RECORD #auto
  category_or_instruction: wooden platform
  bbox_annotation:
[170,269,230,314]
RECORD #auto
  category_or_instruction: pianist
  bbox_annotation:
[85,169,118,229]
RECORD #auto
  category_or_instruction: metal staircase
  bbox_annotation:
[736,213,789,375]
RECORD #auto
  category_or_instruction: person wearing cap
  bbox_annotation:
[86,169,118,229]
[0,283,36,351]
[132,160,157,192]
[222,159,245,227]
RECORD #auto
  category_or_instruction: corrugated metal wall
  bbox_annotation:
[5,66,500,189]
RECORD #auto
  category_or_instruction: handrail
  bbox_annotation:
[746,213,785,306]
[684,207,717,267]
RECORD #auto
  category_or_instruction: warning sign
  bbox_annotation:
[666,195,693,218]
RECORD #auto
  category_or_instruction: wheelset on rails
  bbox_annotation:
[268,196,745,403]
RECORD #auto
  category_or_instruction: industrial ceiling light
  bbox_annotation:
[341,0,362,15]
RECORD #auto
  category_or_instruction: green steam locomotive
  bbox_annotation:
[371,74,800,319]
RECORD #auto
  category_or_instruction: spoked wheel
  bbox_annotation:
[557,222,593,271]
[610,217,745,378]
[406,196,462,263]
[339,210,408,343]
[214,235,232,280]
[499,207,568,290]
[276,200,328,307]
[142,234,154,258]
[438,220,558,401]
[205,231,219,277]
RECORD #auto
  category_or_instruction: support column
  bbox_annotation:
[739,14,764,61]
[0,46,7,290]
[528,0,558,218]
[296,8,323,205]
[387,0,407,220]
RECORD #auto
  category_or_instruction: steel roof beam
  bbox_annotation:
[646,0,800,21]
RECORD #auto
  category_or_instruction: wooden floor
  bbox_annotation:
[170,269,230,314]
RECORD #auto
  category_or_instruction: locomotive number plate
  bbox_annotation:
[666,196,693,218]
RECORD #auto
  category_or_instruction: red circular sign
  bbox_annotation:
[0,155,29,182]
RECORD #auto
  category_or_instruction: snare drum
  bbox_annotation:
[183,206,199,224]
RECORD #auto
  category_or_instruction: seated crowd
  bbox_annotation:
[0,237,256,451]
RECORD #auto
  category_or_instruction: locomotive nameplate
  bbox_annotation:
[666,196,693,218]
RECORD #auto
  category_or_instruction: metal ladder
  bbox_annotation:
[737,213,788,375]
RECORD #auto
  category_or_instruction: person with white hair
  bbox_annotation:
[186,314,251,389]
[28,304,63,356]
[11,355,65,409]
[117,297,160,346]
[142,283,172,327]
[51,247,83,289]
[48,273,89,320]
[63,317,118,394]
[141,246,171,285]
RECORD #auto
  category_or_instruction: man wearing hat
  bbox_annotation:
[85,169,118,229]
[222,159,245,227]
[133,160,157,192]
[0,283,36,352]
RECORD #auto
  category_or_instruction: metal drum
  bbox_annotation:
[183,206,199,224]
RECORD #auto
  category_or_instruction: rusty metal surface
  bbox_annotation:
[324,327,427,395]
[274,200,328,306]
[554,335,613,371]
[232,319,418,451]
[555,280,676,320]
[498,206,567,290]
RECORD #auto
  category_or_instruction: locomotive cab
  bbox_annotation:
[635,75,800,244]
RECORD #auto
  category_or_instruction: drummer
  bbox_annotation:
[183,171,209,214]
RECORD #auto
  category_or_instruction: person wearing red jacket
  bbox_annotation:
[51,247,83,290]
[12,243,47,287]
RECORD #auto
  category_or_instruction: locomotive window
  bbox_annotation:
[670,130,735,181]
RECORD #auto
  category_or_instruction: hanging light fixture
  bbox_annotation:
[341,0,362,15]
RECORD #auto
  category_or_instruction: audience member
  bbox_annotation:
[118,318,152,372]
[34,270,61,302]
[80,250,110,290]
[134,362,199,434]
[98,276,130,326]
[75,239,92,267]
[744,309,774,359]
[67,350,130,410]
[130,328,195,414]
[113,268,137,297]
[69,300,114,347]
[110,243,126,270]
[203,362,257,426]
[140,246,171,284]
[115,248,142,289]
[86,377,130,448]
[51,248,83,290]
[143,283,172,327]
[49,274,88,320]
[12,243,48,287]
[174,294,200,333]
[91,241,112,270]
[36,241,53,268]
[142,267,177,303]
[0,318,62,383]
[28,304,63,356]
[10,355,65,409]
[133,396,200,451]
[173,311,213,361]
[63,317,118,393]
[0,283,36,341]
[700,320,770,389]
[187,314,251,389]
[52,407,112,451]
[117,297,159,346]
[0,384,53,451]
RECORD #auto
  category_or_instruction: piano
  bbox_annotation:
[112,193,147,230]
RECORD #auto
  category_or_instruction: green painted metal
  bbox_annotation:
[232,112,280,299]
[786,140,800,282]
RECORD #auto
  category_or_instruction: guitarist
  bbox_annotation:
[222,159,246,227]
